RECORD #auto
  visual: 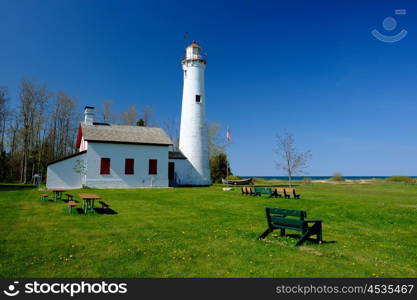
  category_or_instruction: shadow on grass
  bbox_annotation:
[94,207,118,215]
[0,184,36,191]
[68,207,118,215]
[270,233,337,245]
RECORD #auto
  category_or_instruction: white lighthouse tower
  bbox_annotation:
[179,41,211,185]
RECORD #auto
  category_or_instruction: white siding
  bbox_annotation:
[85,142,169,188]
[79,136,88,151]
[168,158,209,186]
[46,153,86,189]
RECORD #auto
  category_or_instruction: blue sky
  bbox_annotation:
[1,0,416,176]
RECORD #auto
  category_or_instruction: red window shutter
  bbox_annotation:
[149,159,157,175]
[100,158,110,175]
[125,159,134,175]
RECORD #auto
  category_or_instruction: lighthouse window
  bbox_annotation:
[195,95,201,103]
[193,47,199,55]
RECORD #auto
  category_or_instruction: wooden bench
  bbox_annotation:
[65,193,74,201]
[99,200,110,210]
[274,188,290,198]
[285,188,300,199]
[248,187,257,196]
[258,208,322,246]
[68,200,76,214]
[272,188,283,198]
[241,187,248,195]
[241,186,256,196]
[275,188,300,199]
[40,194,49,201]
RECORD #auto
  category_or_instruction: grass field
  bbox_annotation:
[0,183,416,277]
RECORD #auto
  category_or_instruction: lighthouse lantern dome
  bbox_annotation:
[185,40,204,60]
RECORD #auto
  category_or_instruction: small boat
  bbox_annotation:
[222,178,253,185]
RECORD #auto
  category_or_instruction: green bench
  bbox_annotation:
[254,187,278,197]
[258,208,322,246]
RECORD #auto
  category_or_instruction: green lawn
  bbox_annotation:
[0,183,416,277]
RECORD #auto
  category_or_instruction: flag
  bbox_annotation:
[226,127,231,142]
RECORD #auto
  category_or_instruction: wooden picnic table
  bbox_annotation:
[79,193,101,214]
[49,188,66,201]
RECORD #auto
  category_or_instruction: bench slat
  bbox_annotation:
[270,216,305,228]
[268,208,306,218]
[254,187,272,193]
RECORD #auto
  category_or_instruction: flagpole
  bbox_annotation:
[226,141,229,187]
[226,126,230,187]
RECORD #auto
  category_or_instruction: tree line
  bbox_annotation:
[0,78,230,184]
[0,79,80,183]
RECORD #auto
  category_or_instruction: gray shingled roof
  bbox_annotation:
[81,123,173,146]
[169,151,187,159]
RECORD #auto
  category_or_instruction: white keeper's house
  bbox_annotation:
[46,41,212,189]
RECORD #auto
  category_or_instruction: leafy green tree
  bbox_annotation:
[210,153,231,183]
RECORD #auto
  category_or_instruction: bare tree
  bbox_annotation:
[122,105,138,125]
[19,79,49,183]
[48,92,78,159]
[208,122,225,158]
[141,105,154,126]
[0,86,10,151]
[275,131,311,187]
[99,100,115,123]
[161,118,180,150]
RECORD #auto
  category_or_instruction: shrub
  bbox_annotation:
[227,175,241,180]
[331,172,344,181]
[210,153,231,183]
[386,176,415,184]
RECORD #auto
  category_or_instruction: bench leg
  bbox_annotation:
[280,228,285,236]
[295,222,321,246]
[295,230,311,246]
[258,228,273,240]
[317,222,322,243]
